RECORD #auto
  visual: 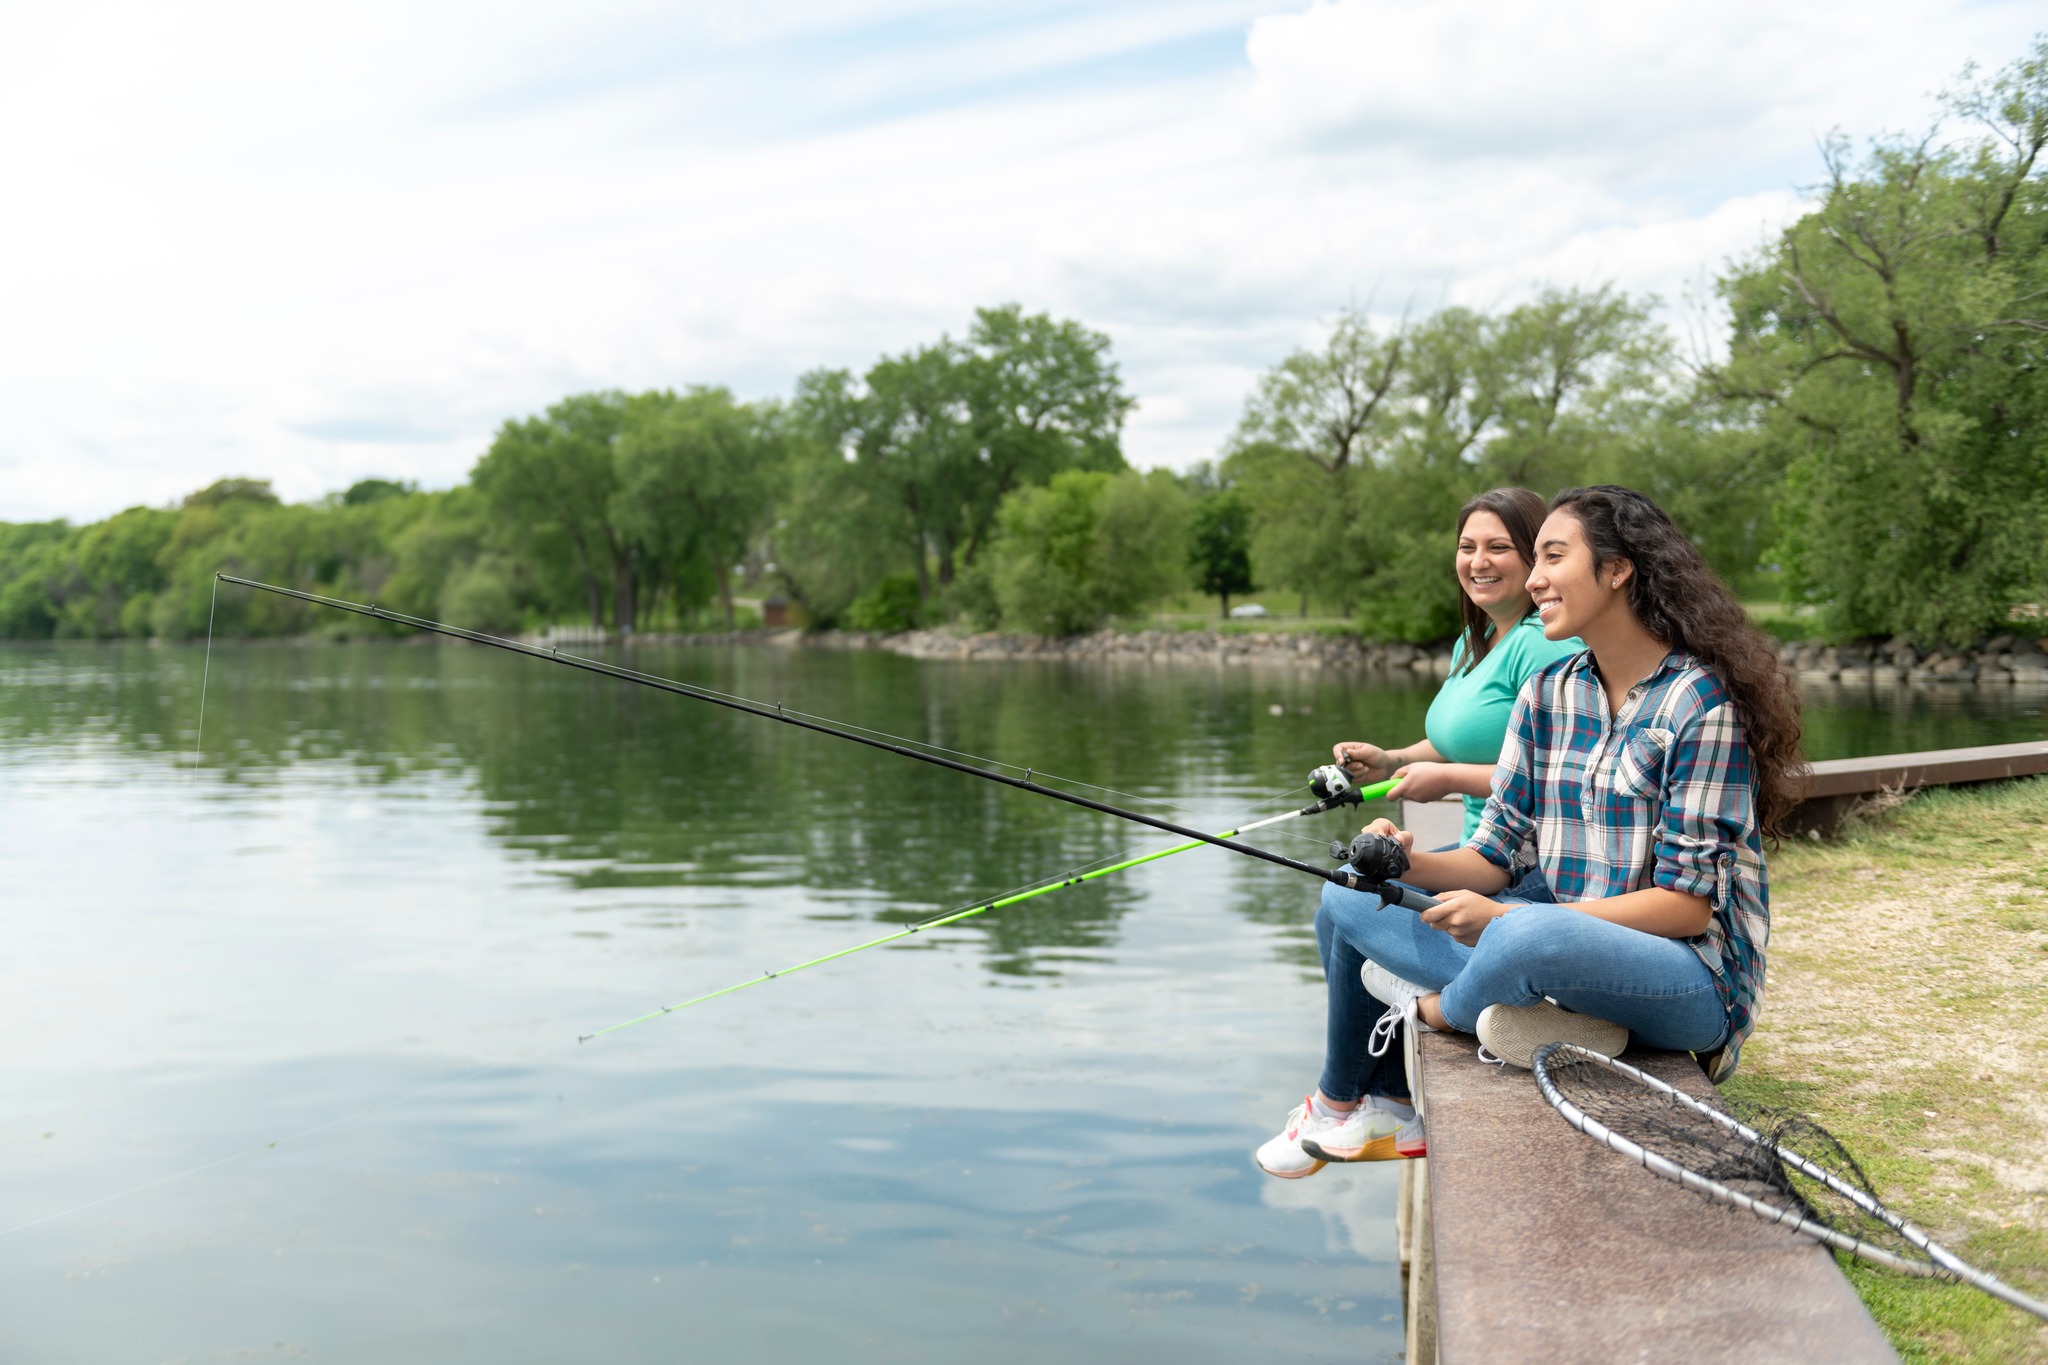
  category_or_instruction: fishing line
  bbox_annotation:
[576,785,1386,1042]
[216,575,1401,895]
[189,575,218,783]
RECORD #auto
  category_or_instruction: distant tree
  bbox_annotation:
[62,505,176,636]
[616,387,786,629]
[184,477,281,509]
[1223,310,1402,616]
[773,370,913,628]
[809,305,1135,610]
[1706,36,2048,641]
[471,392,632,629]
[0,522,72,638]
[989,470,1189,635]
[1187,482,1254,617]
[342,478,413,506]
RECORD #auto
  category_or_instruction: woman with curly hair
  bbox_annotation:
[1257,485,1806,1179]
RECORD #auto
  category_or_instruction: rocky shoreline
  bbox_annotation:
[555,623,2048,688]
[1780,634,2048,685]
[806,627,1460,675]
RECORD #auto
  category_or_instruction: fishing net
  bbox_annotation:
[1533,1044,1932,1273]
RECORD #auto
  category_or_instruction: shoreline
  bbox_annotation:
[556,623,2048,690]
[93,623,2048,691]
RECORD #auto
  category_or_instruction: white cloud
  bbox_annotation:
[0,0,2040,520]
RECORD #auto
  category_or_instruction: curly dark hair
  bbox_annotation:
[1454,487,1549,676]
[1548,486,1809,840]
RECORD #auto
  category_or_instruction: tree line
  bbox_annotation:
[2,38,2043,647]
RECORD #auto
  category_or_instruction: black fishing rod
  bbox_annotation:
[215,573,1433,905]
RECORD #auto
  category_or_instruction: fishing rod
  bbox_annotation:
[579,774,1396,1041]
[215,574,1432,901]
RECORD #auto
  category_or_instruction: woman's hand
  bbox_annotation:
[1386,761,1458,804]
[1331,741,1397,783]
[1360,817,1415,854]
[1419,889,1509,947]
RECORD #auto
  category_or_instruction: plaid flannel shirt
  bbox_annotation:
[1466,650,1769,1074]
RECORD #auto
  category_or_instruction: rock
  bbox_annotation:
[1929,656,1977,681]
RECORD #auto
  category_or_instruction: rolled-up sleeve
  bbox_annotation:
[1653,702,1754,905]
[1466,687,1539,873]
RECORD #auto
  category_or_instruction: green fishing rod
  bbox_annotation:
[577,774,1399,1042]
[216,574,1423,896]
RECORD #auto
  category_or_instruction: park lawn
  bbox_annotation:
[1722,777,2048,1363]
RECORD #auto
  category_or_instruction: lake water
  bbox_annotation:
[2,641,2042,1363]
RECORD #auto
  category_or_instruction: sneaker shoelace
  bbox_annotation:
[1367,996,1413,1059]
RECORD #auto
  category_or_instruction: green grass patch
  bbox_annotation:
[1749,777,2048,1361]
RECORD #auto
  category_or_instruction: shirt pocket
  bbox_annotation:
[1610,727,1673,801]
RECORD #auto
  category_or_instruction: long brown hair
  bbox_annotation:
[1548,486,1808,840]
[1455,487,1549,675]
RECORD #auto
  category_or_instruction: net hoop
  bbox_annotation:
[1531,1042,2048,1321]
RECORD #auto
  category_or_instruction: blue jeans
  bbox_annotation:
[1314,869,1728,1103]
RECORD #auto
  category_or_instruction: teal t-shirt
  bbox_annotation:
[1424,614,1585,839]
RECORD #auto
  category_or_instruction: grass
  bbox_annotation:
[1725,778,2048,1361]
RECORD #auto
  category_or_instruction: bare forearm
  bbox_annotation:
[1401,846,1510,895]
[1566,886,1711,938]
[1390,739,1446,768]
[1440,762,1495,799]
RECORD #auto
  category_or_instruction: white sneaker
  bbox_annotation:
[1254,1095,1375,1179]
[1474,999,1628,1070]
[1302,1096,1426,1162]
[1360,960,1435,1059]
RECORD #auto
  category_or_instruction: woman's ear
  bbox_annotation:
[1603,559,1634,591]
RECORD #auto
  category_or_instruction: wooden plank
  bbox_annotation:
[1415,1030,1896,1363]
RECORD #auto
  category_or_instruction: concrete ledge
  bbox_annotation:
[1412,1029,1896,1363]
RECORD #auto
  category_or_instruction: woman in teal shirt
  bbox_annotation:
[1332,490,1582,839]
[1257,486,1581,1177]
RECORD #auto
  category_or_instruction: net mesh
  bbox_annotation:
[1539,1048,1933,1273]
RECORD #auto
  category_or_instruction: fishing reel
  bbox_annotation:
[1329,829,1410,883]
[1307,763,1366,807]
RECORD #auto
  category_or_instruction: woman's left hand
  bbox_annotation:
[1419,889,1508,947]
[1386,761,1457,804]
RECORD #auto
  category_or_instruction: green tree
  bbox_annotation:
[989,469,1189,634]
[1186,478,1254,617]
[616,387,786,629]
[1223,309,1401,616]
[1222,292,1675,638]
[812,305,1134,611]
[1708,37,2048,641]
[342,477,414,507]
[0,522,72,638]
[773,370,914,628]
[472,392,633,629]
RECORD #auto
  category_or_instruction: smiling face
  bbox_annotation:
[1455,509,1533,621]
[1527,509,1628,642]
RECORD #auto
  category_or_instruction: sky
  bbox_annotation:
[2,0,2042,523]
